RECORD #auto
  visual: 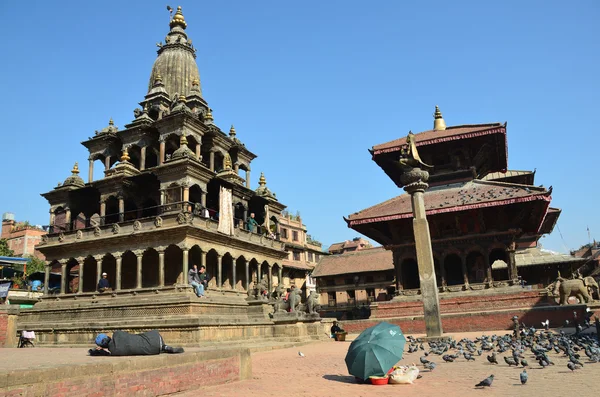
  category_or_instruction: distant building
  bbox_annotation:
[327,237,372,255]
[312,247,394,318]
[278,212,325,295]
[576,241,600,280]
[1,213,46,259]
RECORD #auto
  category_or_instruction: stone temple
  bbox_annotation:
[21,7,323,345]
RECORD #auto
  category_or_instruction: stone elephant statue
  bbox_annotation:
[553,276,599,305]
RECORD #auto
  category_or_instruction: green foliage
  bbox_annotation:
[25,256,46,276]
[0,238,14,257]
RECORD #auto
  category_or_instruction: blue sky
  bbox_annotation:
[0,0,598,253]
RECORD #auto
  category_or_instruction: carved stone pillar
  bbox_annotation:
[243,207,248,224]
[158,248,166,287]
[217,254,222,288]
[96,257,102,290]
[401,166,443,337]
[88,157,94,183]
[245,169,251,189]
[183,186,190,203]
[181,247,189,285]
[118,196,124,222]
[245,259,250,291]
[484,251,492,283]
[100,200,106,225]
[135,250,143,289]
[104,156,111,171]
[507,241,518,284]
[201,191,206,208]
[209,150,215,172]
[140,146,146,171]
[78,259,84,294]
[268,265,273,293]
[393,251,403,292]
[43,264,50,295]
[114,253,122,291]
[257,263,261,283]
[159,139,165,165]
[278,266,283,288]
[65,208,71,231]
[461,254,469,287]
[49,209,55,228]
[200,251,207,270]
[231,256,237,290]
[195,140,201,160]
[234,163,239,174]
[60,260,67,295]
[160,189,166,206]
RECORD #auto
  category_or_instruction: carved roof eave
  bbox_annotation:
[141,91,171,106]
[156,112,207,139]
[153,158,213,185]
[81,133,120,150]
[40,187,74,203]
[116,124,156,144]
[231,143,258,162]
[123,117,155,131]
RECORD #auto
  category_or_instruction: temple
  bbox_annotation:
[21,7,324,345]
[346,107,584,298]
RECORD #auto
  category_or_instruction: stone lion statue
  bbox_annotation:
[306,291,320,314]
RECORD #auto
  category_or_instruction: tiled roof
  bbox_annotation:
[282,260,314,271]
[372,123,505,155]
[482,170,534,181]
[492,247,586,269]
[312,247,393,277]
[328,242,344,252]
[347,180,551,226]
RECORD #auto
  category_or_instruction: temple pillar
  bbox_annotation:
[43,264,50,295]
[507,242,518,284]
[393,251,403,292]
[209,150,215,172]
[195,140,201,160]
[245,260,250,290]
[104,156,111,171]
[484,251,492,284]
[136,251,143,289]
[234,163,239,174]
[159,139,165,165]
[100,200,106,225]
[65,208,71,230]
[181,247,189,285]
[160,189,166,206]
[49,210,55,228]
[243,207,248,224]
[118,196,124,222]
[461,254,469,287]
[268,265,273,293]
[401,166,443,337]
[278,266,283,288]
[231,257,237,290]
[140,146,146,170]
[88,158,94,183]
[158,248,165,287]
[78,259,84,294]
[60,260,67,295]
[201,191,206,208]
[114,253,122,291]
[183,186,190,203]
[257,263,261,283]
[245,169,251,189]
[217,255,222,288]
[200,251,207,270]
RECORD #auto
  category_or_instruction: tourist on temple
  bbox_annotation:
[188,264,206,297]
[246,212,258,232]
[331,321,345,340]
[90,330,184,356]
[97,272,111,292]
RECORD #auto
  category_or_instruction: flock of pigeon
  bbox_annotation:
[404,321,600,388]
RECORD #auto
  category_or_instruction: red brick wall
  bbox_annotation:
[3,355,241,396]
[0,310,7,347]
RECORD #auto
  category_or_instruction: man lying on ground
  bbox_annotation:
[89,330,184,356]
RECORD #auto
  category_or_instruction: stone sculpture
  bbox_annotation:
[288,288,301,312]
[551,272,599,305]
[306,291,320,314]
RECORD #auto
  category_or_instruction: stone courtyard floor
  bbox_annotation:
[189,330,599,397]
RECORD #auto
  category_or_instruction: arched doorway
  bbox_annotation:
[490,248,509,281]
[444,254,463,286]
[66,258,79,293]
[82,256,97,292]
[101,254,116,291]
[142,249,159,287]
[222,253,234,289]
[206,249,219,288]
[165,245,182,285]
[121,251,137,289]
[104,196,119,224]
[466,251,486,284]
[236,256,247,290]
[401,258,420,290]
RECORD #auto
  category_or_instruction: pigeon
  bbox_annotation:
[567,362,580,372]
[424,362,436,371]
[463,352,475,361]
[442,354,455,363]
[520,359,528,367]
[538,359,548,368]
[420,355,430,365]
[504,356,518,366]
[520,370,528,385]
[487,353,498,364]
[569,355,584,367]
[298,351,305,358]
[475,374,494,387]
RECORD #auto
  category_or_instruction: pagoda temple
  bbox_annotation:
[20,7,322,345]
[346,107,584,297]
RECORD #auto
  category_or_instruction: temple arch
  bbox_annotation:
[121,250,137,289]
[142,248,159,288]
[82,256,97,292]
[401,258,420,290]
[235,256,247,290]
[206,249,219,288]
[444,254,463,286]
[165,245,183,285]
[466,251,486,284]
[104,196,119,224]
[222,253,234,289]
[101,254,116,291]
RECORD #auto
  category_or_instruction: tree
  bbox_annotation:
[25,255,46,276]
[0,238,14,257]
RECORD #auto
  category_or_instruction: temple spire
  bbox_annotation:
[169,6,187,30]
[433,105,446,131]
[71,162,80,175]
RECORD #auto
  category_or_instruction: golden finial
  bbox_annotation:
[229,125,236,137]
[192,77,199,87]
[179,134,188,146]
[71,162,80,175]
[224,153,232,170]
[109,118,114,126]
[179,95,187,103]
[433,105,446,131]
[154,72,163,85]
[259,172,266,186]
[121,147,131,162]
[205,108,214,122]
[169,5,187,29]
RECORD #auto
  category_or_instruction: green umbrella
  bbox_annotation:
[345,322,406,380]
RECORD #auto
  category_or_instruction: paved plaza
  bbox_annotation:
[194,330,598,397]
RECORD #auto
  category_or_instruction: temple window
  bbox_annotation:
[281,228,288,239]
[327,291,336,306]
[292,231,299,241]
[307,252,313,262]
[293,251,301,261]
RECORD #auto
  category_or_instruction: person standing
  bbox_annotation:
[246,212,259,233]
[188,264,205,298]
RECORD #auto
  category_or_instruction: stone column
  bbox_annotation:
[159,138,165,165]
[78,259,84,294]
[231,257,237,290]
[209,150,215,172]
[278,266,283,288]
[484,252,492,284]
[401,167,443,337]
[60,260,67,295]
[158,248,166,287]
[96,257,102,291]
[181,247,189,285]
[135,250,143,289]
[65,208,71,231]
[114,253,122,291]
[183,186,190,203]
[88,158,94,183]
[245,169,251,189]
[201,191,207,208]
[461,255,469,287]
[393,251,403,292]
[43,264,50,295]
[118,196,124,222]
[140,146,146,170]
[49,210,55,228]
[104,156,111,171]
[243,207,248,224]
[257,263,261,282]
[234,163,239,174]
[507,242,518,284]
[100,200,106,225]
[200,251,207,270]
[160,189,166,206]
[195,140,201,160]
[268,265,273,293]
[245,259,250,291]
[217,254,222,288]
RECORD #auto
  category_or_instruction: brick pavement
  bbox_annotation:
[190,330,599,397]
